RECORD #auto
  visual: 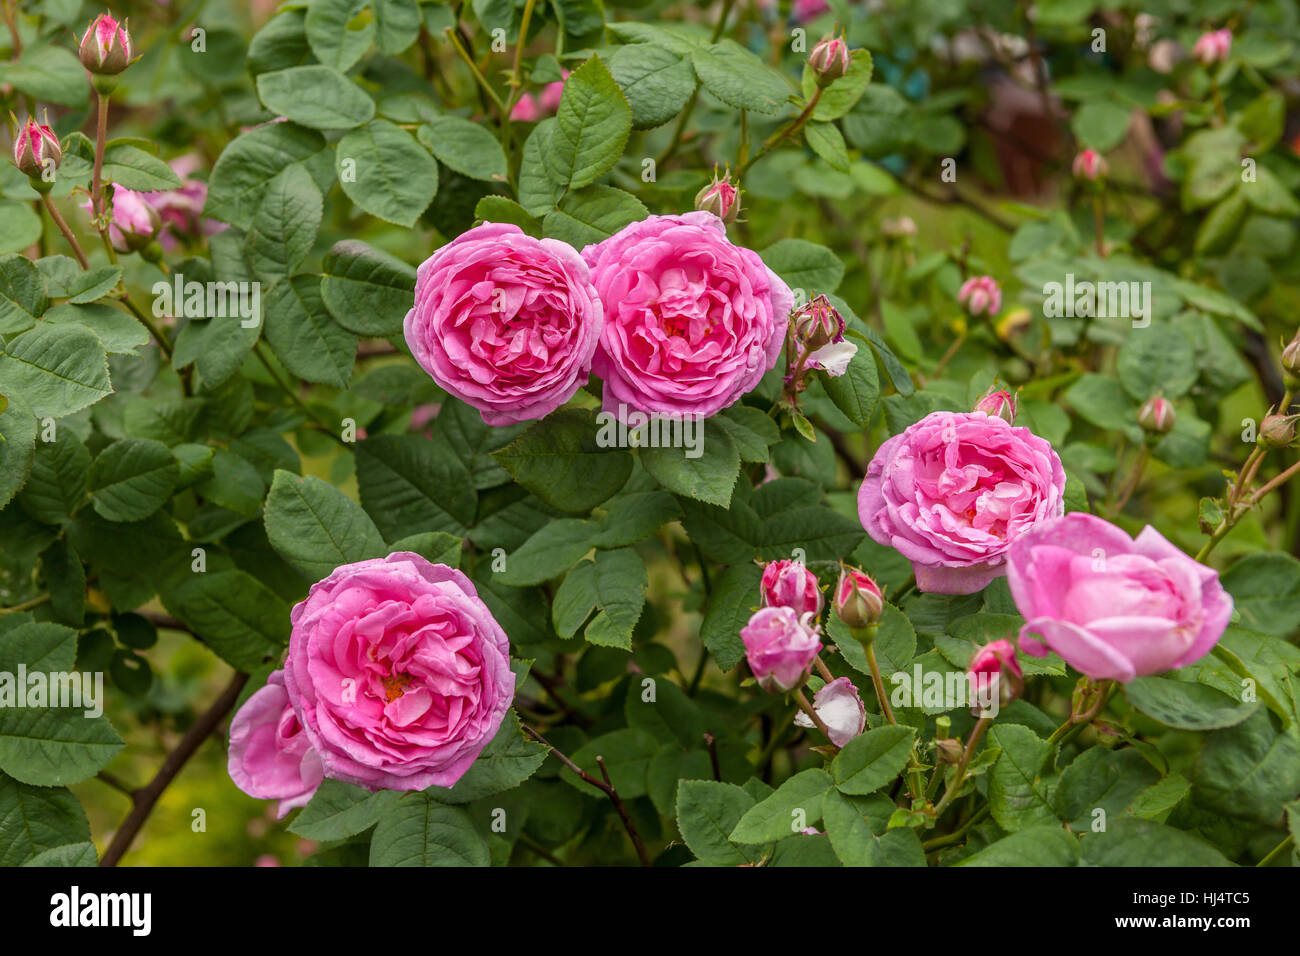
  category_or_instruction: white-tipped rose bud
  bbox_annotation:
[808,36,851,86]
[957,275,1002,317]
[12,117,62,179]
[695,172,740,223]
[78,12,134,76]
[791,294,843,351]
[833,566,883,632]
[1137,395,1176,435]
[1072,148,1108,181]
[973,384,1018,424]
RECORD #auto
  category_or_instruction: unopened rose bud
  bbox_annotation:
[792,294,843,351]
[1072,148,1108,181]
[741,606,821,694]
[957,275,1001,317]
[833,566,883,632]
[968,639,1023,709]
[792,677,866,747]
[973,384,1018,424]
[99,184,160,252]
[760,558,823,617]
[934,738,964,764]
[1282,330,1300,382]
[695,172,740,223]
[1192,28,1231,66]
[12,117,62,180]
[79,12,134,76]
[808,36,850,87]
[1258,413,1299,450]
[1137,395,1176,435]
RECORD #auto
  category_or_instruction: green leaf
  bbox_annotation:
[729,768,834,843]
[0,392,35,510]
[0,701,124,788]
[289,780,399,840]
[700,563,763,672]
[691,39,791,115]
[256,65,376,130]
[161,569,290,672]
[262,275,357,388]
[1124,676,1257,731]
[41,304,147,356]
[0,323,111,419]
[1063,372,1140,442]
[430,713,548,803]
[1242,166,1300,217]
[0,774,91,866]
[801,49,874,120]
[607,43,696,130]
[417,116,508,183]
[544,55,633,192]
[338,119,440,226]
[639,418,739,508]
[0,45,89,106]
[369,794,490,866]
[760,238,845,294]
[831,725,915,795]
[987,724,1059,832]
[676,780,766,865]
[22,841,98,866]
[473,196,542,235]
[563,728,660,798]
[493,409,633,514]
[0,254,44,334]
[1194,710,1300,824]
[1071,98,1131,151]
[1080,817,1233,866]
[101,143,183,191]
[320,239,417,337]
[206,122,329,230]
[18,432,87,524]
[388,531,463,567]
[1053,748,1160,828]
[805,121,850,173]
[542,185,648,248]
[823,338,880,427]
[1116,326,1198,401]
[956,826,1081,866]
[374,0,422,54]
[264,470,387,581]
[304,0,373,71]
[245,165,323,284]
[355,434,476,540]
[552,548,647,649]
[498,519,599,586]
[518,119,564,215]
[823,790,926,866]
[1220,552,1300,638]
[87,438,179,522]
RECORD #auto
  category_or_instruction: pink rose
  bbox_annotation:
[741,606,822,693]
[858,410,1066,595]
[761,559,823,617]
[793,677,865,746]
[967,638,1023,708]
[228,670,324,818]
[284,553,516,791]
[958,276,1002,316]
[404,221,603,426]
[1007,513,1233,683]
[1072,148,1108,181]
[582,212,793,418]
[1193,29,1231,66]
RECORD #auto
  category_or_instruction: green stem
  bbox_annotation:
[254,345,347,447]
[40,194,89,268]
[1,593,50,614]
[930,716,991,819]
[91,89,109,219]
[1257,833,1295,867]
[443,27,505,113]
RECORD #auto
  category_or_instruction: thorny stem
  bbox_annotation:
[930,716,992,819]
[737,87,823,178]
[864,643,896,726]
[1046,679,1115,748]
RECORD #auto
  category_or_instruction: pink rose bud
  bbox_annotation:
[695,172,741,223]
[12,117,62,179]
[957,275,1002,317]
[78,12,134,75]
[808,36,851,86]
[792,676,866,746]
[1072,148,1108,181]
[1192,28,1231,66]
[227,671,324,818]
[761,559,824,617]
[1258,412,1299,449]
[968,638,1024,707]
[100,184,161,252]
[792,294,843,351]
[1282,330,1300,379]
[1008,513,1233,682]
[741,606,822,694]
[833,565,883,630]
[509,94,542,123]
[973,384,1018,424]
[282,554,516,790]
[1137,395,1176,434]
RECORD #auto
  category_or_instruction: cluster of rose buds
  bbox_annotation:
[1192,28,1231,66]
[808,34,851,86]
[695,169,740,223]
[1137,394,1176,435]
[973,383,1018,424]
[11,117,62,187]
[1072,148,1108,182]
[782,294,858,415]
[958,275,1001,317]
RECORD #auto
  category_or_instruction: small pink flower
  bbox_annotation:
[78,12,134,75]
[1007,513,1233,682]
[833,566,883,629]
[1072,148,1108,181]
[228,671,324,819]
[761,559,823,617]
[85,185,161,252]
[140,154,222,250]
[958,276,1002,317]
[510,94,542,122]
[968,639,1024,707]
[741,606,822,694]
[12,118,62,177]
[793,677,866,746]
[973,384,1018,424]
[510,71,568,121]
[1192,29,1231,66]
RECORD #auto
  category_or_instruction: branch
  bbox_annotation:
[100,671,248,866]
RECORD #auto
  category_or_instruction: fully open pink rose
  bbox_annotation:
[761,559,823,617]
[859,410,1066,594]
[404,221,603,425]
[228,671,323,818]
[741,606,822,693]
[1007,513,1233,683]
[581,212,793,418]
[284,553,515,791]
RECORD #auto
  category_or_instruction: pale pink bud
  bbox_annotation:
[958,276,1002,317]
[741,606,821,694]
[1072,148,1108,181]
[793,677,866,747]
[973,384,1018,424]
[78,12,134,75]
[808,36,851,86]
[833,566,883,630]
[1258,413,1299,450]
[12,117,62,177]
[695,172,740,223]
[1137,395,1176,434]
[760,559,823,617]
[1192,29,1231,66]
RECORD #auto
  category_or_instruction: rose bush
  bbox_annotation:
[0,0,1298,872]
